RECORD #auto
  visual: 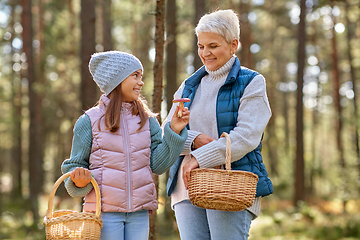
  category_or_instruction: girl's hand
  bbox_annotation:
[170,106,190,134]
[70,167,92,188]
[183,156,199,189]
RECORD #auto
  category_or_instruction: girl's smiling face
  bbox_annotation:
[121,69,144,102]
[197,32,238,71]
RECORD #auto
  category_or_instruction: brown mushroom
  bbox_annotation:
[173,98,190,117]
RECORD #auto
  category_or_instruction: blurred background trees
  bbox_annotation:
[0,0,359,239]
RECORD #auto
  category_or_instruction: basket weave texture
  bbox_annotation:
[188,132,259,212]
[43,172,103,240]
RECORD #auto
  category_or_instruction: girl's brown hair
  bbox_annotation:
[98,84,155,132]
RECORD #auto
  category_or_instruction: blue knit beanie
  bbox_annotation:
[89,51,143,95]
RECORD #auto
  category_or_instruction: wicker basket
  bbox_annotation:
[188,132,259,212]
[43,172,103,240]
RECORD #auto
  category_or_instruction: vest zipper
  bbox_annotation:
[121,111,132,211]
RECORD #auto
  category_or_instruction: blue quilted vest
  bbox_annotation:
[166,58,273,198]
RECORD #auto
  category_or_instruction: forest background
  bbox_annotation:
[0,0,359,239]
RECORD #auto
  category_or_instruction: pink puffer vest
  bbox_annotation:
[83,95,158,212]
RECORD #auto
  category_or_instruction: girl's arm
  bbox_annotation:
[149,117,188,175]
[61,114,93,198]
[162,81,202,154]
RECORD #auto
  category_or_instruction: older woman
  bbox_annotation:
[163,9,273,240]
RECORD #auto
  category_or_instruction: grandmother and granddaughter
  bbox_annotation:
[61,9,273,240]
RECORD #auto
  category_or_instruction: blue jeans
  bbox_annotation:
[100,210,149,240]
[174,200,253,240]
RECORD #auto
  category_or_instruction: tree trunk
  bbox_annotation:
[283,91,290,155]
[265,17,283,177]
[345,0,360,185]
[294,0,306,206]
[331,4,347,211]
[309,89,320,195]
[277,40,291,157]
[102,0,113,51]
[35,0,46,189]
[193,0,205,71]
[164,0,178,224]
[150,1,165,239]
[80,0,97,111]
[10,0,23,198]
[67,0,77,56]
[238,0,253,68]
[266,87,278,176]
[152,1,165,121]
[22,0,42,223]
[309,27,322,196]
[0,145,3,236]
[165,0,178,112]
[11,75,23,198]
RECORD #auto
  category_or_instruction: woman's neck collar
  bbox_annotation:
[205,56,236,80]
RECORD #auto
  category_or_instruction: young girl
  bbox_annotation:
[61,51,189,240]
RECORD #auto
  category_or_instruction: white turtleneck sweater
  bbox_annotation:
[163,56,271,217]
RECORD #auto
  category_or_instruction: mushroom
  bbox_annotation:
[173,98,190,117]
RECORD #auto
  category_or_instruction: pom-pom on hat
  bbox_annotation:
[89,51,143,95]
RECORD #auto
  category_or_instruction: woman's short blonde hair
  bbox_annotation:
[195,9,240,46]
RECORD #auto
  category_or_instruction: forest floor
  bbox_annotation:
[155,197,360,240]
[1,196,360,239]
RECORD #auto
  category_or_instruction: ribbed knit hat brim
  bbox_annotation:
[89,51,143,95]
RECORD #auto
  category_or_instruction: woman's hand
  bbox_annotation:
[192,134,216,150]
[70,167,92,188]
[183,156,199,189]
[170,106,190,134]
[183,135,215,189]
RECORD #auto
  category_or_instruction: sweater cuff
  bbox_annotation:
[64,177,93,198]
[183,130,202,154]
[191,140,225,168]
[164,122,188,146]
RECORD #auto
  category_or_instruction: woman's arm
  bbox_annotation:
[61,114,94,198]
[191,75,272,168]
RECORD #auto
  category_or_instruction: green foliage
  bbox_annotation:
[249,199,360,240]
[1,197,45,239]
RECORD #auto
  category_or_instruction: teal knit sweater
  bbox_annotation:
[61,113,187,198]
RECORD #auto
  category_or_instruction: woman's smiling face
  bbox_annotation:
[121,69,144,102]
[197,32,238,71]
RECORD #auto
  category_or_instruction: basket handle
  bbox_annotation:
[45,172,101,219]
[220,132,232,171]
